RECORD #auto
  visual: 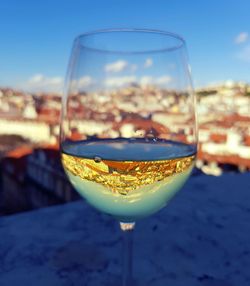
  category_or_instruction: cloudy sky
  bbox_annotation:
[0,0,249,93]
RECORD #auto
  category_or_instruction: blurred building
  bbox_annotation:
[0,145,79,215]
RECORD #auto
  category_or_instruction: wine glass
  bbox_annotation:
[60,29,197,285]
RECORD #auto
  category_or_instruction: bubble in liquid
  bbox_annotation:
[94,156,102,163]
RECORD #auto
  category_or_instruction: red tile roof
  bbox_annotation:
[210,133,227,143]
[244,136,250,146]
[6,145,33,158]
[198,151,250,168]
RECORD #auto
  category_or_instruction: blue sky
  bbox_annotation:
[0,0,249,92]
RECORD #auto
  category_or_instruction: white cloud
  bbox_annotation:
[144,58,153,68]
[104,76,136,87]
[21,74,95,94]
[29,74,44,83]
[140,76,154,86]
[105,60,128,73]
[23,74,63,93]
[140,75,172,87]
[237,44,250,62]
[78,76,93,87]
[156,75,172,85]
[103,74,172,88]
[235,32,249,44]
[68,76,94,94]
[130,64,137,72]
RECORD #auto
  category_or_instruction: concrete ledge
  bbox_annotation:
[0,173,249,286]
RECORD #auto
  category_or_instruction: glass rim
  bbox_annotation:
[74,28,186,54]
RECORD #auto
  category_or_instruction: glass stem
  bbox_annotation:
[120,222,135,286]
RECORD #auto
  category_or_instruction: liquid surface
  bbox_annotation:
[61,139,196,221]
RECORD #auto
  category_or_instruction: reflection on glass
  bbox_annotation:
[60,29,197,285]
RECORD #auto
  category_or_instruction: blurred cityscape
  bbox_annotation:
[0,81,250,215]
